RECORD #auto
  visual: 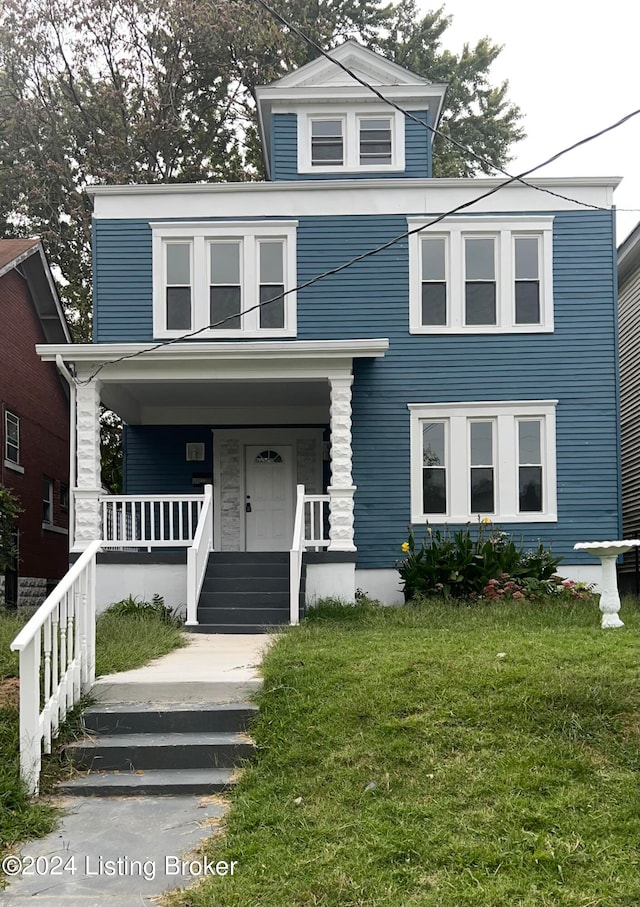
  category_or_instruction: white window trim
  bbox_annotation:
[408,400,558,523]
[408,216,554,334]
[298,106,405,174]
[152,221,298,340]
[43,476,54,526]
[5,411,20,466]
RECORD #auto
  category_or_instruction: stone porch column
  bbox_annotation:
[73,377,102,550]
[328,375,356,552]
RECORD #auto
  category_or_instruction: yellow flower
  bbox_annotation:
[401,542,410,553]
[482,517,491,524]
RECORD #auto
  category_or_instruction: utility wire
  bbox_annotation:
[251,0,606,212]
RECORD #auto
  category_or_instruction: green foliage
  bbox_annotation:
[105,593,182,627]
[305,596,382,622]
[0,486,21,574]
[100,407,122,493]
[398,521,561,601]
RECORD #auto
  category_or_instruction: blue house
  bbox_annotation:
[39,42,621,625]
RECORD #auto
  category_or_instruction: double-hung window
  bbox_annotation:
[409,216,554,333]
[409,401,558,523]
[153,222,297,338]
[4,411,20,467]
[299,108,404,173]
[43,477,54,525]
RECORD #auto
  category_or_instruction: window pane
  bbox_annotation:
[421,284,446,325]
[210,241,240,284]
[519,466,543,511]
[423,422,445,465]
[311,120,343,165]
[259,284,285,329]
[166,287,191,330]
[471,467,494,513]
[359,119,392,164]
[421,237,446,281]
[465,283,496,324]
[210,286,241,329]
[519,420,541,464]
[470,421,493,466]
[515,282,540,324]
[260,241,283,283]
[166,243,190,285]
[6,413,18,445]
[515,237,539,279]
[423,468,446,513]
[43,478,53,523]
[312,120,342,137]
[465,237,495,280]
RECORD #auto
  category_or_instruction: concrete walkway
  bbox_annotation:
[2,633,272,905]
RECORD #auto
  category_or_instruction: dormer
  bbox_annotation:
[255,42,447,181]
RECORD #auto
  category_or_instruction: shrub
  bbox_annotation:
[0,485,21,573]
[398,521,562,601]
[106,593,182,626]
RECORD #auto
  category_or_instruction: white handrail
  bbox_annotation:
[10,539,101,795]
[186,484,214,626]
[289,484,306,626]
[101,494,205,548]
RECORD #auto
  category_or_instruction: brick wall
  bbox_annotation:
[0,267,70,597]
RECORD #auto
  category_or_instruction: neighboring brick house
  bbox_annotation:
[617,221,640,594]
[0,239,72,608]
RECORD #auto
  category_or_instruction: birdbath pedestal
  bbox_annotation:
[573,540,640,628]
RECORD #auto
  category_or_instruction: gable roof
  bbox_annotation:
[0,238,72,343]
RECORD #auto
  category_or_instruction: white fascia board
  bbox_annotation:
[258,84,446,104]
[88,177,621,220]
[36,338,390,363]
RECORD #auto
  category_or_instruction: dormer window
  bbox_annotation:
[298,107,404,174]
[311,119,344,166]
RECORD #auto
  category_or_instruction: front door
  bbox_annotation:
[245,446,294,551]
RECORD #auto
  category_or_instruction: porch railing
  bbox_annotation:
[101,494,205,548]
[304,494,330,551]
[289,485,306,626]
[186,484,214,626]
[10,540,101,795]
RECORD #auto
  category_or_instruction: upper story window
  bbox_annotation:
[299,107,404,174]
[409,400,558,523]
[43,476,54,525]
[409,216,554,334]
[152,221,297,339]
[4,411,20,467]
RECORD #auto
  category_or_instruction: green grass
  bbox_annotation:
[0,606,185,854]
[171,597,640,907]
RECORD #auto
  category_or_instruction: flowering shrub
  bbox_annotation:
[397,520,562,601]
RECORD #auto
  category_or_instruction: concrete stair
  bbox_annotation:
[60,702,258,796]
[192,551,305,633]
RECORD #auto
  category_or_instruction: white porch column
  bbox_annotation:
[73,378,102,550]
[328,375,356,552]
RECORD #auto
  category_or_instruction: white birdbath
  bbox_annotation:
[573,540,640,628]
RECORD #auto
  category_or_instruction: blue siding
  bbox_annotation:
[124,426,213,494]
[271,111,432,180]
[99,209,620,569]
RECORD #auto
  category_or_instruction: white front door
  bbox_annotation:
[245,445,294,551]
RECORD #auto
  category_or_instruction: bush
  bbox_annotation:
[398,521,562,601]
[0,485,21,573]
[106,594,182,626]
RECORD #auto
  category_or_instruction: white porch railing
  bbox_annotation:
[304,494,330,551]
[10,540,101,795]
[101,494,205,548]
[290,490,331,625]
[186,484,214,626]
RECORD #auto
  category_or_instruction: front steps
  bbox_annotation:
[192,551,305,633]
[61,701,258,796]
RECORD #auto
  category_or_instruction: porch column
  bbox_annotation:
[73,377,102,550]
[328,375,356,552]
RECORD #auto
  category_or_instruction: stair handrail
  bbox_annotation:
[289,484,305,626]
[186,483,214,626]
[10,539,102,795]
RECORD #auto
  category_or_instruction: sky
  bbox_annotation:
[415,0,639,244]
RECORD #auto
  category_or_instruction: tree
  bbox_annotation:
[0,485,21,573]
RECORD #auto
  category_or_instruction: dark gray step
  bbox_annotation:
[207,552,289,564]
[82,703,258,736]
[189,623,283,634]
[206,562,290,578]
[59,768,236,796]
[196,607,290,625]
[66,732,253,771]
[199,591,290,608]
[202,575,289,594]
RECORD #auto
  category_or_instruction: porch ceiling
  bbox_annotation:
[101,378,331,425]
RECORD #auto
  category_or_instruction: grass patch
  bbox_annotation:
[0,604,185,856]
[172,597,640,907]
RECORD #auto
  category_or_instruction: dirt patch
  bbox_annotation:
[0,677,19,709]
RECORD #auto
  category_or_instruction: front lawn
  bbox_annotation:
[173,597,639,907]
